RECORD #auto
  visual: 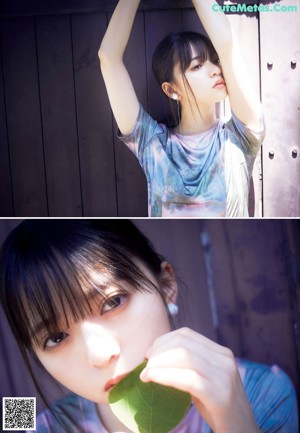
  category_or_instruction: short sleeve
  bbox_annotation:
[225,111,266,157]
[117,104,167,178]
[243,362,298,432]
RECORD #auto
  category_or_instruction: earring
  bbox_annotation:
[175,99,181,134]
[172,93,179,100]
[167,303,179,316]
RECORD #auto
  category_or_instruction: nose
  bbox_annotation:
[83,328,121,368]
[209,61,222,77]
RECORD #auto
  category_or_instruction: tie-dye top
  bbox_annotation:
[29,359,298,433]
[118,106,265,217]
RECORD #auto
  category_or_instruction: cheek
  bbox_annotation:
[37,352,88,398]
[35,353,61,379]
[34,349,76,387]
[119,294,171,355]
[183,74,207,96]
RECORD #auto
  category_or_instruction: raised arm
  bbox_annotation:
[192,0,263,131]
[98,0,141,135]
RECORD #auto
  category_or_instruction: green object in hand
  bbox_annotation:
[109,361,192,433]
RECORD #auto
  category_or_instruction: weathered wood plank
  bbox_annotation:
[205,220,299,389]
[233,221,298,383]
[0,46,13,216]
[1,18,48,216]
[260,0,300,216]
[36,15,82,216]
[200,220,244,355]
[72,12,118,216]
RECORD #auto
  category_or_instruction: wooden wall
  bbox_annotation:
[0,219,299,425]
[260,0,300,216]
[2,1,298,216]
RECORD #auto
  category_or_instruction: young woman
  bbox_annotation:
[99,0,265,217]
[0,220,297,433]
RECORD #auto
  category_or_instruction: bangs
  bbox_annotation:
[0,221,159,350]
[174,32,217,74]
[16,246,110,348]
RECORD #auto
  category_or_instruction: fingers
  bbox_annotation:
[145,327,232,360]
[141,327,239,406]
[140,363,240,411]
[140,327,259,433]
[144,327,235,377]
[142,345,217,379]
[140,366,206,397]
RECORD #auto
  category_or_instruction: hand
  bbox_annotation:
[140,328,260,433]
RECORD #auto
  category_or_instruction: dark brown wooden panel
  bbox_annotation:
[204,220,299,390]
[232,221,298,386]
[1,18,48,216]
[182,8,206,33]
[36,15,82,216]
[72,12,118,216]
[0,46,13,216]
[199,220,244,355]
[113,11,148,216]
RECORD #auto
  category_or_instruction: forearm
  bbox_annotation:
[191,0,232,52]
[99,0,140,63]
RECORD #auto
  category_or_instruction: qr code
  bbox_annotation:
[2,397,36,431]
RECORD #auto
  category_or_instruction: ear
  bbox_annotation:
[159,261,178,304]
[161,82,181,101]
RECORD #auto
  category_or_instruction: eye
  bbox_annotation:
[191,63,202,71]
[214,58,221,65]
[101,293,127,314]
[43,331,68,349]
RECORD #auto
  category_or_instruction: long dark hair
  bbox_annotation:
[0,220,171,428]
[152,31,218,126]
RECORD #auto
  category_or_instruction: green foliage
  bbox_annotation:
[109,361,192,433]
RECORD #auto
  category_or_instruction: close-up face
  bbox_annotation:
[173,44,228,107]
[31,263,173,404]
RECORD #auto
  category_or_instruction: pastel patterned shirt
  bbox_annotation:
[118,106,265,217]
[28,359,298,433]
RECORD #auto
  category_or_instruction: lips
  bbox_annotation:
[213,79,225,88]
[105,373,128,392]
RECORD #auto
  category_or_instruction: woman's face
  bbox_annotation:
[174,45,228,106]
[32,263,172,404]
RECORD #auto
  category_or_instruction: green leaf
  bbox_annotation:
[109,361,192,433]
